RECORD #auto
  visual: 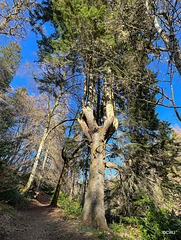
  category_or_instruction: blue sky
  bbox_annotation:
[11,30,181,129]
[12,32,39,89]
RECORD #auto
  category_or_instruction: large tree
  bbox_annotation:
[31,0,178,229]
[48,0,155,228]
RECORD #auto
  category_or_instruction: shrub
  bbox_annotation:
[0,168,30,210]
[56,191,82,218]
[134,207,181,240]
[110,220,141,239]
[0,188,30,210]
[110,192,181,240]
[133,193,181,240]
[110,221,126,233]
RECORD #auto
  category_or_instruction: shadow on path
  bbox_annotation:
[0,197,97,240]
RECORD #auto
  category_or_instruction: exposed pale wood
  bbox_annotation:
[77,117,92,143]
[105,161,124,172]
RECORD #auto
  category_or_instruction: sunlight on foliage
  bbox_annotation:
[55,191,82,219]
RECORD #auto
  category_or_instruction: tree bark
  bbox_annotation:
[22,129,48,194]
[82,131,107,229]
[78,102,118,229]
[36,147,49,192]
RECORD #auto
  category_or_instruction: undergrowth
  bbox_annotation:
[56,191,82,219]
[109,193,181,240]
[0,202,16,216]
[0,167,30,210]
[53,191,181,239]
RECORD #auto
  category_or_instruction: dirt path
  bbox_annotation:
[0,197,97,240]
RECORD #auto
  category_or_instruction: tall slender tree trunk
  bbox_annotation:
[70,170,75,200]
[50,160,65,207]
[42,147,49,173]
[82,131,107,229]
[22,129,48,194]
[36,147,49,192]
[81,156,88,208]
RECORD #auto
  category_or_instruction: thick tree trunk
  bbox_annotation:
[78,67,118,229]
[82,131,108,229]
[78,102,118,229]
[22,130,48,194]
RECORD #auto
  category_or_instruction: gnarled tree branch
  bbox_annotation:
[105,161,124,172]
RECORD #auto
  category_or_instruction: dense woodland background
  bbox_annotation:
[1,0,181,239]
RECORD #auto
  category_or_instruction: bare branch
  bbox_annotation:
[105,161,124,172]
[0,0,35,38]
[170,62,181,121]
[48,119,76,135]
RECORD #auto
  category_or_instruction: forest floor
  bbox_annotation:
[0,193,103,240]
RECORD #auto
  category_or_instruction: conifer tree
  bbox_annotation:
[31,0,180,229]
[108,72,180,216]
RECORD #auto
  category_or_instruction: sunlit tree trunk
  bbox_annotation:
[78,72,118,229]
[22,87,70,194]
[22,128,48,194]
[82,131,107,229]
[35,146,49,192]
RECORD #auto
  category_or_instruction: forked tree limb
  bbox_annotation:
[82,107,98,134]
[77,117,92,143]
